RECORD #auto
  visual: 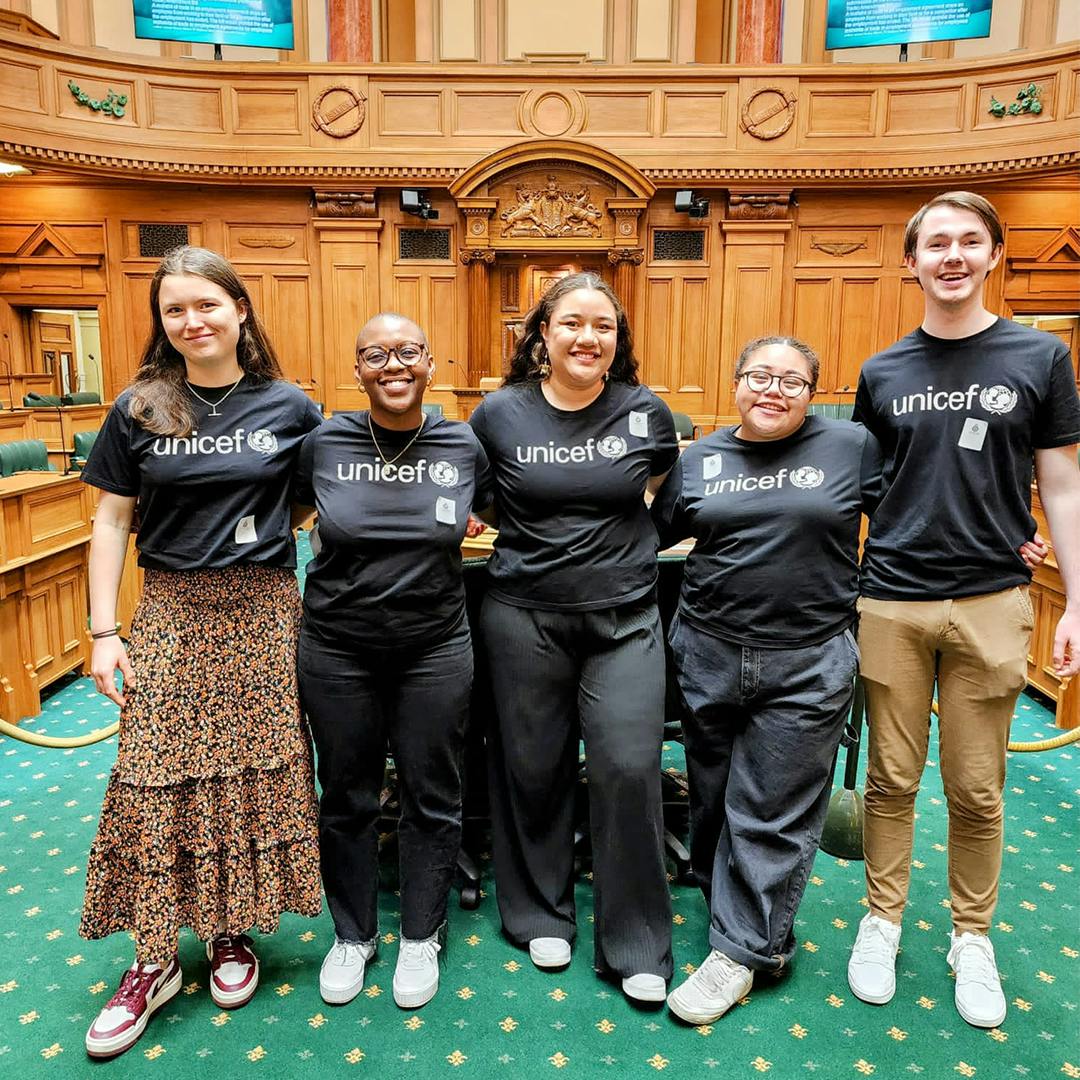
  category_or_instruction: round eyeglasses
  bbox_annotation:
[738,369,812,398]
[357,342,428,369]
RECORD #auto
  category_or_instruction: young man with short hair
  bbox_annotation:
[846,191,1080,1028]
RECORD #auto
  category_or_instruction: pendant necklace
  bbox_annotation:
[368,414,425,466]
[185,373,244,417]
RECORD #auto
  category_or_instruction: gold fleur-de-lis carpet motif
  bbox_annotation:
[1,543,1076,1077]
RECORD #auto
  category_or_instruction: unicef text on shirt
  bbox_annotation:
[151,429,279,456]
[890,383,1018,417]
[336,458,460,486]
[514,436,628,464]
[704,465,824,497]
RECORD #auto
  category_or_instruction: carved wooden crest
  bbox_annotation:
[499,174,604,238]
[311,86,367,139]
[740,88,797,141]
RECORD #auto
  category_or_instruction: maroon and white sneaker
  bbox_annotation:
[207,933,259,1008]
[85,956,182,1059]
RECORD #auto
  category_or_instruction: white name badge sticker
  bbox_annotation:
[234,514,258,544]
[703,453,723,480]
[436,496,457,525]
[958,417,988,452]
[629,410,649,438]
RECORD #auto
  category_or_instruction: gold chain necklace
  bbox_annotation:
[368,414,426,466]
[185,374,244,417]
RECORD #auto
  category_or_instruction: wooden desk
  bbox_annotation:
[0,404,110,470]
[1028,483,1078,729]
[0,471,92,725]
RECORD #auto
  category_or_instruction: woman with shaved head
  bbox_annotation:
[295,312,493,1011]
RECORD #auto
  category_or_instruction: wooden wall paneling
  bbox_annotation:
[315,218,384,415]
[716,221,791,424]
[884,84,965,136]
[790,275,835,370]
[832,276,881,395]
[641,271,674,392]
[0,53,47,115]
[269,273,318,390]
[231,84,305,137]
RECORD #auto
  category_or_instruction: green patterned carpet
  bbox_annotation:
[2,560,1078,1078]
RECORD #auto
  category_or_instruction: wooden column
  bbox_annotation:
[327,0,373,62]
[607,248,645,327]
[461,248,495,386]
[736,0,782,63]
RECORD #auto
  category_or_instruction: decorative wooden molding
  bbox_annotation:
[313,190,377,217]
[727,191,793,220]
[497,175,603,238]
[0,222,102,267]
[810,236,868,257]
[459,247,496,264]
[237,234,298,249]
[606,247,645,265]
[1009,226,1080,271]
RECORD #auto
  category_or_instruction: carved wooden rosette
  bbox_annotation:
[314,190,377,218]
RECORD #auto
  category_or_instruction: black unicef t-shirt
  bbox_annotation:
[652,416,883,648]
[295,412,493,646]
[82,377,322,571]
[853,318,1080,600]
[469,380,679,611]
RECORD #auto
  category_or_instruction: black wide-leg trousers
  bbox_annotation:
[480,593,674,979]
[299,620,473,944]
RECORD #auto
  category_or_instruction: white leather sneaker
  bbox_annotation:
[622,972,667,1003]
[528,937,572,969]
[948,930,1006,1028]
[393,934,441,1008]
[667,949,753,1024]
[320,937,377,1005]
[848,913,902,1005]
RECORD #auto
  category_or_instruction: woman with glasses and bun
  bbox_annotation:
[468,272,678,1003]
[652,336,885,1026]
[80,247,324,1059]
[295,313,492,1013]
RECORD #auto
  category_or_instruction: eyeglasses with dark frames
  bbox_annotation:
[738,369,813,398]
[357,342,428,369]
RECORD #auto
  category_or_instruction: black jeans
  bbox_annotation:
[480,593,673,980]
[670,616,858,972]
[298,619,473,943]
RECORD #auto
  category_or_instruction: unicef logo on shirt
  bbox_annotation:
[978,384,1018,415]
[429,460,459,488]
[790,465,825,490]
[596,435,628,460]
[246,429,278,455]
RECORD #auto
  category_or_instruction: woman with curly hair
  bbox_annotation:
[79,246,323,1058]
[469,272,677,1002]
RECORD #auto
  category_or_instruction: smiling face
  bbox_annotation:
[734,343,815,442]
[905,204,1002,314]
[540,287,618,393]
[158,273,246,375]
[355,314,432,428]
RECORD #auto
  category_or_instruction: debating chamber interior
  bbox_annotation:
[0,2,1077,1076]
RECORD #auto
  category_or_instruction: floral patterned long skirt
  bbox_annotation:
[80,565,322,963]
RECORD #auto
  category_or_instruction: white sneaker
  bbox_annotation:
[666,949,753,1024]
[529,937,571,969]
[320,937,376,1005]
[848,913,901,1005]
[622,972,667,1003]
[948,930,1006,1028]
[393,934,441,1008]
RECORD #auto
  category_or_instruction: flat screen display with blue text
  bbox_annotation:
[826,0,993,50]
[133,0,295,49]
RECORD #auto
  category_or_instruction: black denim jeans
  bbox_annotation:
[298,618,473,943]
[670,615,858,972]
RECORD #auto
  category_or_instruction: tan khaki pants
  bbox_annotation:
[856,588,1034,933]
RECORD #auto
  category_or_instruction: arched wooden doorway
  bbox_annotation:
[450,140,654,392]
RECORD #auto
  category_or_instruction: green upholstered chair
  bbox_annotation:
[61,391,102,405]
[0,439,53,477]
[671,411,699,441]
[808,403,855,420]
[71,429,99,471]
[421,403,445,417]
[22,392,63,408]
